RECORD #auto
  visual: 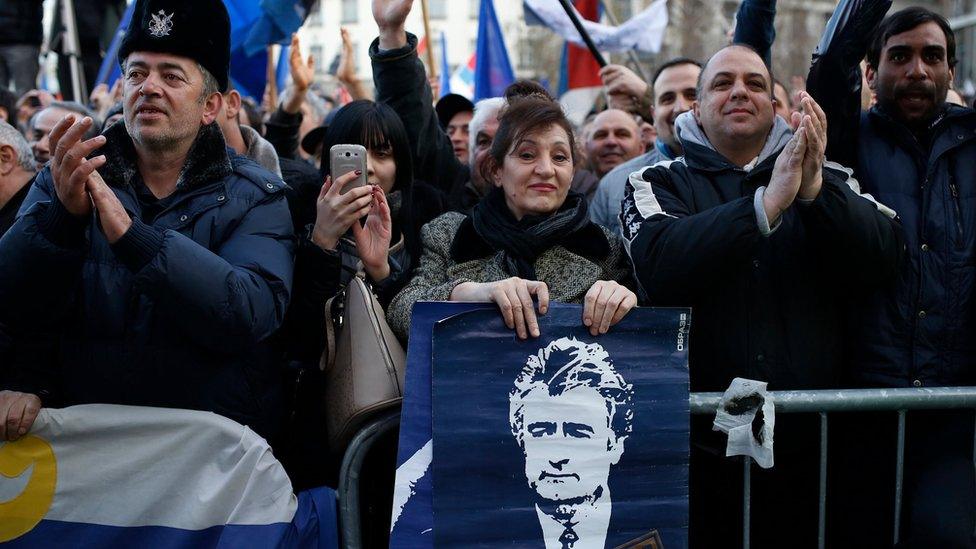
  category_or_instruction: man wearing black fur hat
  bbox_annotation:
[0,0,295,442]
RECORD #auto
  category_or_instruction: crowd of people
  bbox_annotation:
[0,0,974,546]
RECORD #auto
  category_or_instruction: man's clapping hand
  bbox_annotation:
[48,115,106,217]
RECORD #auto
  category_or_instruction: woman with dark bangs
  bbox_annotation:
[282,99,445,366]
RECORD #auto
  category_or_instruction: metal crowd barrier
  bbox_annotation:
[337,408,401,548]
[690,386,976,549]
[336,387,976,549]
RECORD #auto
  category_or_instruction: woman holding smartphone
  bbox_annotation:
[282,99,445,366]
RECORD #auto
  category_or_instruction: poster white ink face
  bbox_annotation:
[429,305,690,549]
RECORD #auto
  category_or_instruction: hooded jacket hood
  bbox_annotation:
[241,125,282,179]
[674,111,793,170]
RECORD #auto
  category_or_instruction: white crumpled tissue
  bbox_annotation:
[712,377,775,469]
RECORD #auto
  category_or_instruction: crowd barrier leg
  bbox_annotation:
[893,409,906,545]
[743,456,751,549]
[818,412,828,549]
[337,409,401,549]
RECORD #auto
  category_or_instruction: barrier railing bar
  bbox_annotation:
[818,412,828,549]
[687,387,976,547]
[743,456,751,549]
[893,409,906,545]
[690,387,976,414]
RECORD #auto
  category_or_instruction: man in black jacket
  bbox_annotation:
[622,44,903,548]
[807,5,976,545]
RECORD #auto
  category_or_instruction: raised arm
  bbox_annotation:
[370,0,462,193]
[806,0,892,167]
[732,0,777,67]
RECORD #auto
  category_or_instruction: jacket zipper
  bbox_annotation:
[949,180,964,242]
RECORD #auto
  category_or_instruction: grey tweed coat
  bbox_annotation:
[386,211,635,340]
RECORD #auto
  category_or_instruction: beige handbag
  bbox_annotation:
[321,267,406,452]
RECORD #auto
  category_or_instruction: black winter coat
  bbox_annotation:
[0,0,43,45]
[622,121,903,392]
[808,18,976,387]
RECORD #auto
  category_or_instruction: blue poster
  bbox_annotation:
[390,302,493,547]
[391,303,690,548]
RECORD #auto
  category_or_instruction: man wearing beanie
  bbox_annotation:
[0,0,295,442]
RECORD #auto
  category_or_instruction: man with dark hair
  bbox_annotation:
[591,59,701,230]
[0,0,294,443]
[0,89,17,124]
[435,93,474,165]
[623,44,902,547]
[27,101,100,165]
[807,5,976,546]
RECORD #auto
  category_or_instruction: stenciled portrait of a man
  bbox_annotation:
[508,337,634,549]
[430,306,689,548]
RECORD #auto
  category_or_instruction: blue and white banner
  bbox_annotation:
[391,304,691,548]
[0,405,337,548]
[524,0,669,54]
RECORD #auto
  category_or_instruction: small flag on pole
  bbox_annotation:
[473,0,515,101]
[438,32,452,98]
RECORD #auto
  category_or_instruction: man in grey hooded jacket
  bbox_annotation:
[621,44,904,547]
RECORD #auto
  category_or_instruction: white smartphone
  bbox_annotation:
[329,144,368,194]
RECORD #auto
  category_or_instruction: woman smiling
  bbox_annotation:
[387,96,638,340]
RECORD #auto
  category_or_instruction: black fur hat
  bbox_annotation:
[118,0,230,91]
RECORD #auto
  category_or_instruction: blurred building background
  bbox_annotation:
[298,0,976,99]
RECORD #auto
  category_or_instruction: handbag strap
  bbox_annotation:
[321,291,341,372]
[320,261,369,372]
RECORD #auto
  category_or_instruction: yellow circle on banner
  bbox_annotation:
[0,435,57,542]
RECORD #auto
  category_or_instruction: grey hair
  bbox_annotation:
[197,63,221,103]
[0,120,37,171]
[468,97,506,162]
[118,57,221,103]
[508,337,635,448]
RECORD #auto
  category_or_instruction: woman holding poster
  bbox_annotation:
[387,91,638,341]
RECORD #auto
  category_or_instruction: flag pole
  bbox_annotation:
[598,0,649,82]
[60,0,87,99]
[555,0,607,67]
[420,0,438,80]
[266,46,278,111]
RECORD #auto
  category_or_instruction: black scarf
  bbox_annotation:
[450,187,610,280]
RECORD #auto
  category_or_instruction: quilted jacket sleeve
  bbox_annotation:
[0,169,87,328]
[129,192,296,354]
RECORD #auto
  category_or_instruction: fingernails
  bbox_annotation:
[584,317,591,326]
[18,427,26,435]
[354,170,362,175]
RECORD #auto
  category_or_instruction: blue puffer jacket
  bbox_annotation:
[845,106,976,387]
[0,122,296,440]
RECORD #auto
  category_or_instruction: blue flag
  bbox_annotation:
[277,44,291,92]
[438,31,451,98]
[94,1,136,90]
[473,0,515,101]
[243,0,314,56]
